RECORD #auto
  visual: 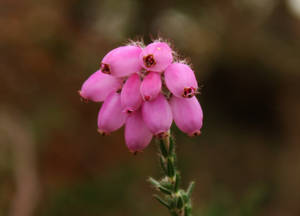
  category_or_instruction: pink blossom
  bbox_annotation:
[169,95,203,136]
[97,92,127,135]
[101,45,142,77]
[164,63,198,98]
[125,110,153,153]
[139,42,173,72]
[80,39,204,152]
[140,72,162,101]
[142,93,172,136]
[79,70,122,102]
[121,74,143,113]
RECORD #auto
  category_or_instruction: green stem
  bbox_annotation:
[148,132,194,216]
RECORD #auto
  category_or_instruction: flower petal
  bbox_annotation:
[140,72,162,101]
[165,63,198,98]
[170,95,203,136]
[139,42,173,72]
[97,92,127,135]
[125,110,153,152]
[101,45,142,77]
[142,93,173,135]
[79,70,122,102]
[121,73,143,113]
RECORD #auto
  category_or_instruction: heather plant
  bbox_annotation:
[79,39,203,216]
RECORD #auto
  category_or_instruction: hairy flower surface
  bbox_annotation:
[165,63,198,98]
[79,39,203,152]
[139,42,173,72]
[101,45,142,77]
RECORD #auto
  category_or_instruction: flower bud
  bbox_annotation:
[140,72,162,101]
[121,74,143,113]
[97,92,127,135]
[164,63,198,98]
[125,110,153,153]
[79,70,122,102]
[101,45,142,77]
[169,95,203,136]
[139,42,173,72]
[142,93,173,136]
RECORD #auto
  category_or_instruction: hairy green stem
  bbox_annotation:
[148,133,194,216]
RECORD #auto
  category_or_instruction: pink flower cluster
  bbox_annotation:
[79,41,203,153]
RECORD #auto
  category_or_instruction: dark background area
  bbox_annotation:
[1,0,300,215]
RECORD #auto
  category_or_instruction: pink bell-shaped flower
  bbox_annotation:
[79,70,122,102]
[121,73,143,113]
[164,63,198,98]
[139,42,173,72]
[101,45,143,77]
[140,72,162,101]
[142,93,173,136]
[169,95,203,136]
[125,110,153,153]
[97,92,127,135]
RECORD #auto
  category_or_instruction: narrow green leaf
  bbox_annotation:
[175,172,181,192]
[159,139,168,157]
[153,194,171,209]
[158,185,173,195]
[161,180,174,191]
[148,177,160,188]
[173,153,177,164]
[159,156,167,173]
[149,177,172,194]
[184,205,192,216]
[187,181,195,197]
[167,157,175,177]
[182,192,189,203]
[177,196,184,209]
[169,136,174,153]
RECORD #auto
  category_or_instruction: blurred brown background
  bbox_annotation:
[1,0,300,215]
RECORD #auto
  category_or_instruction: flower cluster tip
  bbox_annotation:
[79,39,203,152]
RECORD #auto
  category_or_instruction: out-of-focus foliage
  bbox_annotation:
[1,0,300,215]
